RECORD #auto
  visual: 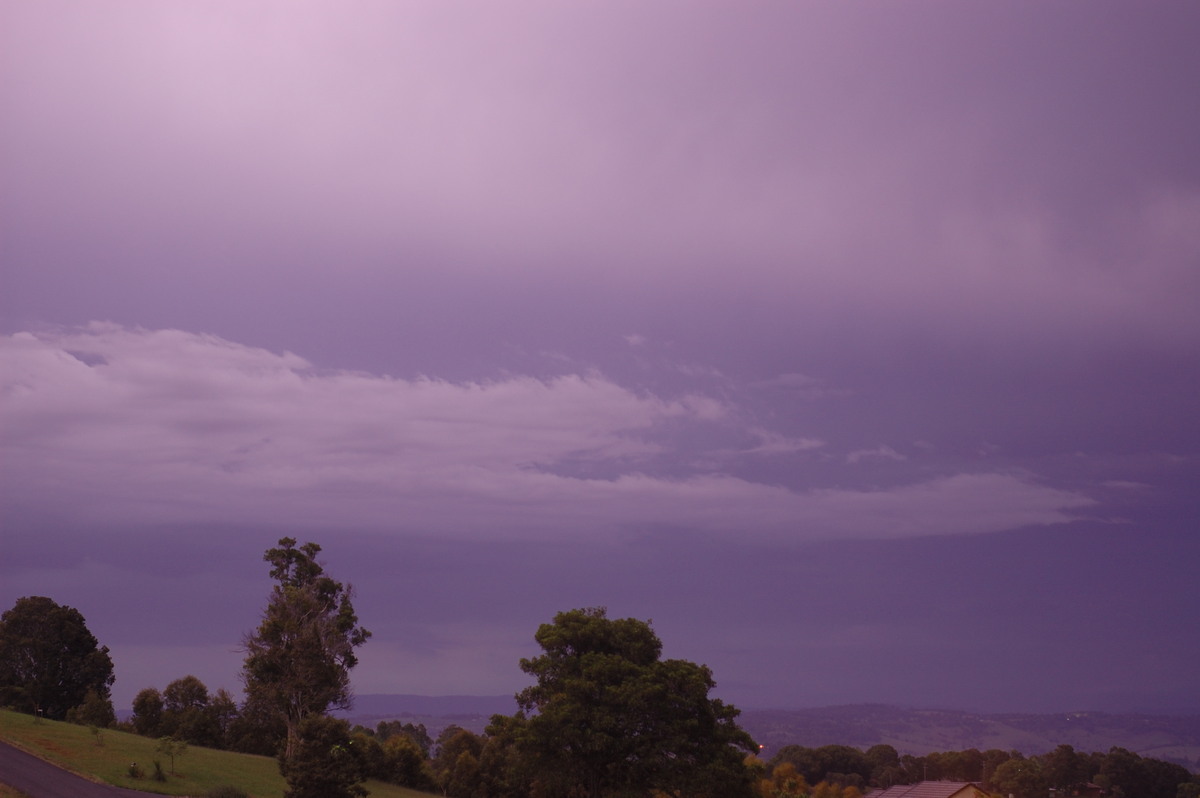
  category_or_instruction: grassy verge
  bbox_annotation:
[0,709,435,798]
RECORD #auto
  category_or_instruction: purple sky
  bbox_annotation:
[2,2,1199,715]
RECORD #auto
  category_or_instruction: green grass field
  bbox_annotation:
[0,709,436,798]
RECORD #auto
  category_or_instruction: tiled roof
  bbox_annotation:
[866,781,984,798]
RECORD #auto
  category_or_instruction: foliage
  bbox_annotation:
[225,690,287,755]
[864,744,903,787]
[242,538,371,761]
[65,688,117,729]
[514,606,759,798]
[757,741,1197,798]
[88,724,105,746]
[757,761,811,798]
[979,745,1196,798]
[382,734,436,790]
[815,783,862,798]
[209,688,240,746]
[769,745,871,788]
[0,708,429,798]
[477,713,535,798]
[131,687,165,737]
[157,736,189,775]
[1100,746,1194,798]
[161,675,221,746]
[0,596,115,720]
[432,726,485,796]
[130,677,239,749]
[373,719,434,756]
[278,714,368,798]
[350,724,439,787]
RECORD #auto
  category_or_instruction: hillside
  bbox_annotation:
[0,709,436,798]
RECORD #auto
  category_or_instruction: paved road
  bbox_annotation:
[0,740,150,798]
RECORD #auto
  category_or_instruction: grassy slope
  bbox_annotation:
[0,710,435,798]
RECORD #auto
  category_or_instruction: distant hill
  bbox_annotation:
[341,693,518,734]
[349,693,518,718]
[342,696,1200,772]
[738,705,1200,771]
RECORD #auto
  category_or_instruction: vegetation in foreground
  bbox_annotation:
[3,536,1198,798]
[0,708,434,798]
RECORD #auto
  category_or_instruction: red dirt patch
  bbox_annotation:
[28,737,72,757]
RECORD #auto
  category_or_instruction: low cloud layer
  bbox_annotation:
[2,324,1093,540]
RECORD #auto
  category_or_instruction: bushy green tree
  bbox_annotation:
[1041,744,1090,792]
[991,755,1046,798]
[132,687,165,737]
[374,719,433,756]
[477,713,533,798]
[770,746,869,789]
[0,596,115,720]
[515,607,758,798]
[381,734,436,790]
[162,675,220,746]
[758,761,811,798]
[433,726,485,796]
[279,715,366,798]
[208,688,240,749]
[65,688,117,728]
[156,736,188,776]
[350,729,387,780]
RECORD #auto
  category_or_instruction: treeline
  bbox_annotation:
[110,689,1200,798]
[125,674,438,791]
[4,543,1198,798]
[755,743,1199,798]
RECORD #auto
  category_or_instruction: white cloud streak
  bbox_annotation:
[1,325,1094,540]
[846,445,907,464]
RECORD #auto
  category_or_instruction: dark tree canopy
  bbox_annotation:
[515,607,758,798]
[279,715,367,798]
[242,538,370,761]
[432,726,486,796]
[161,674,221,746]
[131,687,165,737]
[0,596,115,720]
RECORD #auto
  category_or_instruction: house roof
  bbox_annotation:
[866,781,985,798]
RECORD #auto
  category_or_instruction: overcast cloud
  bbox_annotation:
[2,1,1198,714]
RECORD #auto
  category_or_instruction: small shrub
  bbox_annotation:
[127,762,144,779]
[152,760,167,782]
[207,787,250,798]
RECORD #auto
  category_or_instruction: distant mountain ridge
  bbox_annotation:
[737,705,1200,767]
[342,696,1200,771]
[345,693,518,720]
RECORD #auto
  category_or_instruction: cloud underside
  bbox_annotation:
[1,325,1093,540]
[4,5,1199,346]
